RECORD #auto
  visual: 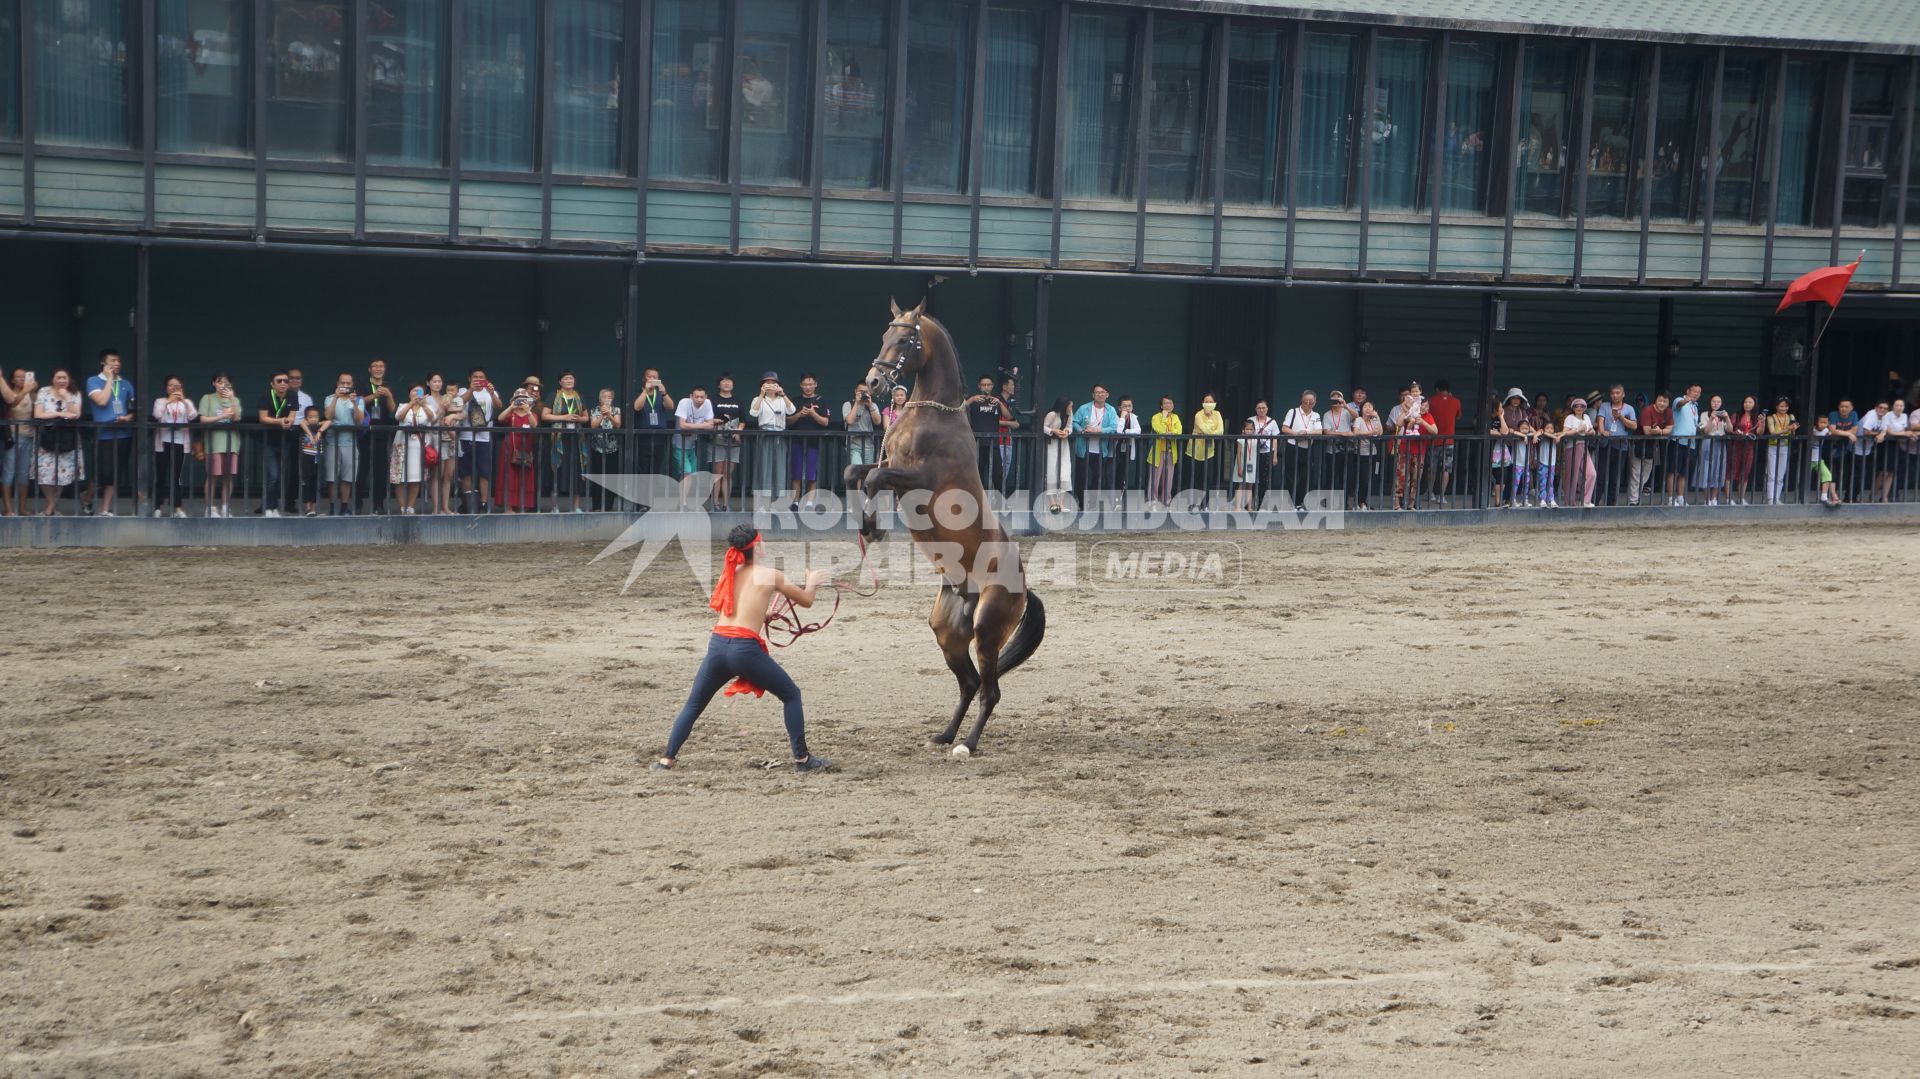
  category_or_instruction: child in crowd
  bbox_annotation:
[1810,414,1852,506]
[1233,419,1259,510]
[1511,413,1536,506]
[1533,414,1561,508]
[298,405,329,518]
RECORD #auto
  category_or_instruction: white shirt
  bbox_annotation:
[1561,412,1594,435]
[1283,407,1322,447]
[750,394,794,432]
[674,397,714,448]
[457,387,501,443]
[151,396,199,449]
[1251,415,1278,454]
[1891,409,1915,452]
[1351,415,1381,455]
[1855,409,1889,455]
[1114,411,1141,456]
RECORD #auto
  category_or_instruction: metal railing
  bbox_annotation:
[3,419,1915,518]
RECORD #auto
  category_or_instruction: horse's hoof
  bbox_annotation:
[949,745,972,759]
[929,732,955,746]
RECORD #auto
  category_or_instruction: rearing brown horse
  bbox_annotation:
[847,299,1046,755]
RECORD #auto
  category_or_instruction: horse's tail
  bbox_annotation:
[996,590,1046,676]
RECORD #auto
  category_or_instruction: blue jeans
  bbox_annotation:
[665,633,808,760]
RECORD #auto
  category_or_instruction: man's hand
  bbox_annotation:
[806,569,830,590]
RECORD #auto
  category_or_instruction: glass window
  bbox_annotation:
[1909,104,1920,225]
[1714,54,1768,223]
[901,0,968,193]
[1438,39,1497,215]
[823,0,888,189]
[461,0,536,171]
[1636,51,1707,222]
[553,0,623,174]
[1368,35,1427,210]
[1514,43,1574,217]
[1,2,16,141]
[33,0,134,149]
[980,5,1043,197]
[268,0,348,160]
[1842,60,1897,227]
[157,0,249,155]
[368,0,445,166]
[1776,59,1826,227]
[1144,17,1210,204]
[1297,32,1356,208]
[1221,23,1282,206]
[1062,12,1138,201]
[738,0,809,186]
[1582,46,1640,220]
[648,0,724,182]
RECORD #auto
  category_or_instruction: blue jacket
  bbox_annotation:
[1070,401,1119,458]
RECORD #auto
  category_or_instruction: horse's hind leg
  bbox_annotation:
[960,588,1024,753]
[930,586,979,745]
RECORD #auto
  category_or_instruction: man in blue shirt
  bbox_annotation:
[1666,384,1701,506]
[1828,399,1861,500]
[85,349,136,516]
[1071,384,1120,504]
[1593,384,1637,506]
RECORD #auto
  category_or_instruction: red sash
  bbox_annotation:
[713,624,769,698]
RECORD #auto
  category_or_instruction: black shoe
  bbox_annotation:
[648,758,673,772]
[794,755,834,774]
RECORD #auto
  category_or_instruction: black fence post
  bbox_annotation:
[134,243,151,517]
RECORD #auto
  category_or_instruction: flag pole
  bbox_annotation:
[1809,249,1867,354]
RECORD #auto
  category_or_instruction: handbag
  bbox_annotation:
[41,419,80,454]
[193,437,206,462]
[423,442,439,468]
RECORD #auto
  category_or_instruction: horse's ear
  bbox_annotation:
[908,297,927,319]
[889,297,902,318]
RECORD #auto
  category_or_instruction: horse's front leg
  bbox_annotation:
[862,464,930,499]
[843,462,877,491]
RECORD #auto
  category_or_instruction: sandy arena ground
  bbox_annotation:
[2,523,1918,1078]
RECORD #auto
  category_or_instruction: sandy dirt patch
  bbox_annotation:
[2,523,1917,1077]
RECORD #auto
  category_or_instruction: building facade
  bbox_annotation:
[1,0,1916,429]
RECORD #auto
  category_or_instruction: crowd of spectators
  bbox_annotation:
[3,352,1916,517]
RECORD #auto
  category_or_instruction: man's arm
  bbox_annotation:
[87,378,111,406]
[776,569,830,609]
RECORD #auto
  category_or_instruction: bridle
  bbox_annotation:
[869,317,966,413]
[868,318,922,396]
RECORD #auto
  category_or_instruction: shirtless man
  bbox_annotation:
[1,369,38,516]
[652,524,834,773]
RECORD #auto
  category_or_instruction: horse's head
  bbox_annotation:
[866,298,929,397]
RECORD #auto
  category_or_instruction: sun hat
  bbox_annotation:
[760,370,780,384]
[1504,386,1526,402]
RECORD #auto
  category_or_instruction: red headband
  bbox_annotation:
[707,533,763,617]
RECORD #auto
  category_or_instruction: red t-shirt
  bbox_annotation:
[1427,392,1461,439]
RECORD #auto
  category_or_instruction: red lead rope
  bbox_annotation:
[763,532,882,648]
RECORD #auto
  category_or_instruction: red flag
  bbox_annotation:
[1776,256,1862,313]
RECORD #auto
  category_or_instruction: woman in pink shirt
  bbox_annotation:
[149,377,199,517]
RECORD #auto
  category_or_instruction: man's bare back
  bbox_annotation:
[714,562,828,634]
